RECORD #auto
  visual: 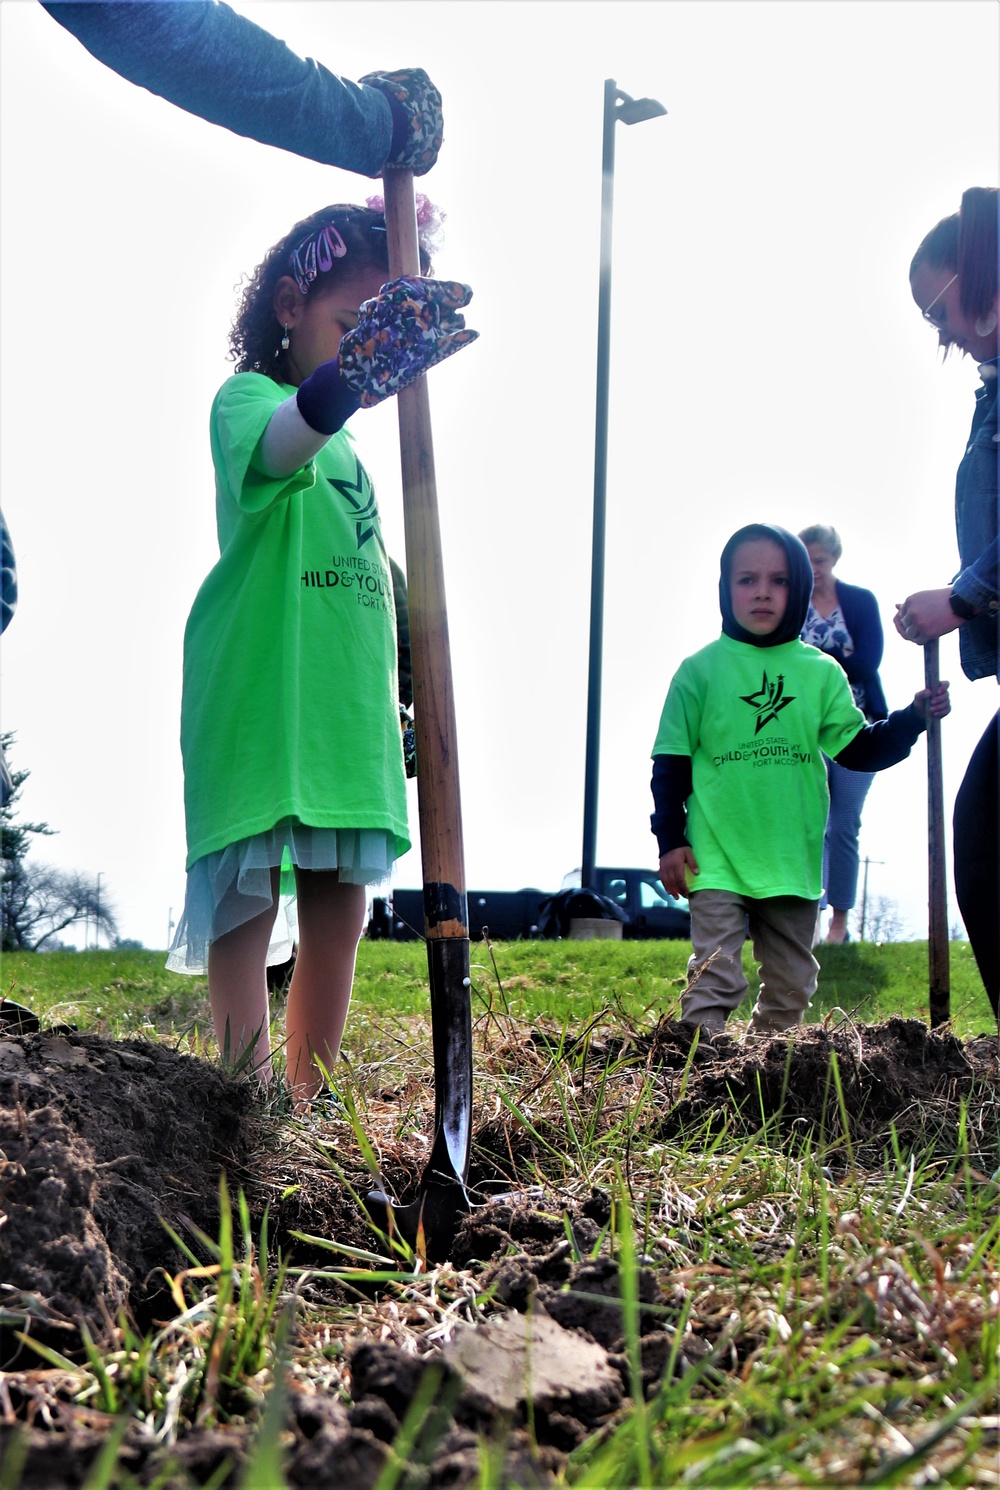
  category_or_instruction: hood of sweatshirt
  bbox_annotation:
[719,523,814,648]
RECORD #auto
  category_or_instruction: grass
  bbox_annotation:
[3,932,994,1041]
[2,937,997,1486]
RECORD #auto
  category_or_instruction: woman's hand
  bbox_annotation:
[660,847,698,898]
[912,681,952,722]
[359,67,443,176]
[894,589,964,644]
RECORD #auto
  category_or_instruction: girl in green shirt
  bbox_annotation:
[168,201,474,1100]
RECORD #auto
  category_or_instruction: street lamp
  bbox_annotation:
[581,79,666,892]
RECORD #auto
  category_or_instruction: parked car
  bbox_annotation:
[560,867,691,940]
[368,867,690,942]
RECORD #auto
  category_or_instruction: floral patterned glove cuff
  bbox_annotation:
[338,276,478,408]
[360,67,443,176]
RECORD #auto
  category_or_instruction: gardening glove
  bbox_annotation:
[360,67,443,175]
[400,703,417,779]
[338,276,477,408]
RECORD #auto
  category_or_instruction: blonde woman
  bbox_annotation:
[799,525,886,944]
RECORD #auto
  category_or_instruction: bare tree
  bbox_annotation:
[4,864,118,951]
[2,734,117,950]
[853,894,905,944]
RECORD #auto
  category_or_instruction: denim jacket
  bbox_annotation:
[41,2,394,176]
[951,360,999,682]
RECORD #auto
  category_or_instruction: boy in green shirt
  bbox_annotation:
[651,524,950,1035]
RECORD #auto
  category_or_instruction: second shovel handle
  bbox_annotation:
[924,639,950,1026]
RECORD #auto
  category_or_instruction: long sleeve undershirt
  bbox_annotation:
[650,704,926,855]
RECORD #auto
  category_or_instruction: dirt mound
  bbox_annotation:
[644,1016,991,1160]
[0,1032,253,1362]
[2,1019,997,1486]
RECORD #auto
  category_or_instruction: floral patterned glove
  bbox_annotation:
[400,704,417,779]
[338,276,477,407]
[360,67,443,176]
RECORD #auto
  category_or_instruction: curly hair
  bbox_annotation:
[229,201,434,380]
[910,186,998,321]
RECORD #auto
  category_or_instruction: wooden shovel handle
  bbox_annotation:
[382,170,468,940]
[924,639,950,1026]
[381,170,472,1195]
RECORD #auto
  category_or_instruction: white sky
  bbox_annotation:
[1,0,997,950]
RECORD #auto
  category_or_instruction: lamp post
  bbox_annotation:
[581,79,666,892]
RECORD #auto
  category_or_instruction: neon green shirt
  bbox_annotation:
[652,634,865,899]
[180,373,409,869]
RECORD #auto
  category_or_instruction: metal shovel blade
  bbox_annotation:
[366,934,473,1262]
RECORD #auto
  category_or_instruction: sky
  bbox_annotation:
[1,0,998,953]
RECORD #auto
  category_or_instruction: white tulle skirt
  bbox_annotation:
[166,821,396,974]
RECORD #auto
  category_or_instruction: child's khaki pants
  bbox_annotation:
[681,888,820,1034]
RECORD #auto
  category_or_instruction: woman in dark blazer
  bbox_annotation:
[799,525,887,943]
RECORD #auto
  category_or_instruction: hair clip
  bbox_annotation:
[289,222,348,295]
[366,193,444,254]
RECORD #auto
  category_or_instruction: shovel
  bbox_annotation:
[365,167,473,1261]
[924,639,950,1027]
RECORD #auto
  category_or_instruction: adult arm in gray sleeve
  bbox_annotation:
[39,0,397,176]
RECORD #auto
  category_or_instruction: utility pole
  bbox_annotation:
[857,857,884,942]
[581,79,666,890]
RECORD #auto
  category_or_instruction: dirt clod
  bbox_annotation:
[444,1310,622,1422]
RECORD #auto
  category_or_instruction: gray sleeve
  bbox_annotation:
[257,397,329,478]
[40,1,394,176]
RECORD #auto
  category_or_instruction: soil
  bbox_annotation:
[1,1018,997,1487]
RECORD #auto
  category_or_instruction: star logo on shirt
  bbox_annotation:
[327,456,384,553]
[740,671,796,735]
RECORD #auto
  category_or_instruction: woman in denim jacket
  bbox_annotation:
[897,187,998,1018]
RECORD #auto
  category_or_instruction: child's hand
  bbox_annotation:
[660,847,698,898]
[913,681,951,722]
[339,276,478,407]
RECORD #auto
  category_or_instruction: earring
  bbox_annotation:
[280,325,290,350]
[974,310,997,337]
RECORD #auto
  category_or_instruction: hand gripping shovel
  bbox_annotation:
[365,168,473,1262]
[924,640,950,1028]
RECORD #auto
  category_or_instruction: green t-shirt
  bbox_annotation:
[180,373,409,869]
[652,634,866,899]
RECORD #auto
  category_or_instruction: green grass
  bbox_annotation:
[1,949,212,1042]
[3,933,993,1042]
[3,937,997,1486]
